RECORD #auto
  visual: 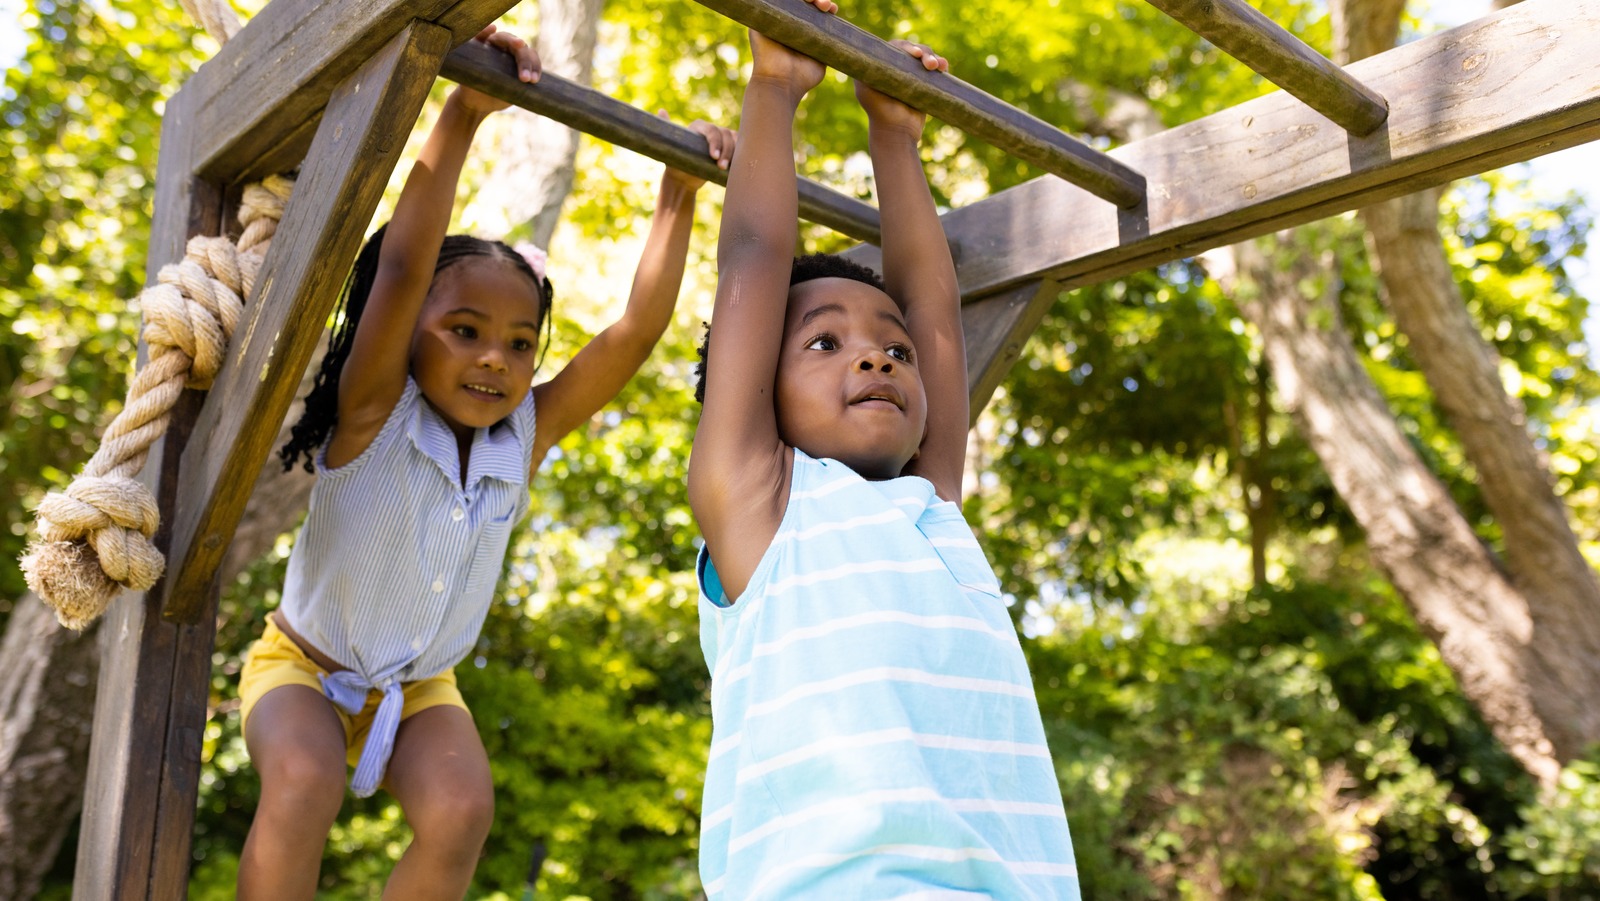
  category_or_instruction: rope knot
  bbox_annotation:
[20,173,294,629]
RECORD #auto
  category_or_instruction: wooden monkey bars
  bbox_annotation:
[440,40,884,243]
[695,0,1150,207]
[75,0,1600,898]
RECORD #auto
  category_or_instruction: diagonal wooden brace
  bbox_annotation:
[161,22,456,622]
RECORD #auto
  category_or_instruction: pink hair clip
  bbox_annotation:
[513,242,548,282]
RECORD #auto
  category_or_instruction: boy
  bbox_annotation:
[687,7,1079,897]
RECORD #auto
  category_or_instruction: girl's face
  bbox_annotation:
[775,277,928,479]
[410,258,544,440]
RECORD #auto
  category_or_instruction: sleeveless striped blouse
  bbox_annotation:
[696,450,1078,899]
[279,377,534,795]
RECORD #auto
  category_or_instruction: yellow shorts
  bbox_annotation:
[239,619,466,768]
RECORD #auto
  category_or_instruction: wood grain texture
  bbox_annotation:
[691,0,1146,207]
[915,0,1600,301]
[72,84,223,901]
[959,281,1058,421]
[160,23,455,622]
[185,0,515,183]
[441,40,883,243]
[1146,0,1389,134]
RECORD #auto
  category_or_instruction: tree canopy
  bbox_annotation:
[4,0,1599,898]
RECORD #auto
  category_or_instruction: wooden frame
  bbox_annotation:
[76,0,1600,897]
[1145,0,1389,135]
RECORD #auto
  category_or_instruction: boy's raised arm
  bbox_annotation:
[858,42,967,501]
[688,12,834,592]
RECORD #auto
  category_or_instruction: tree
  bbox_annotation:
[462,0,606,249]
[12,0,1600,896]
[1210,0,1600,783]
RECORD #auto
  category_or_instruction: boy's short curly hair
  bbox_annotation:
[694,253,885,404]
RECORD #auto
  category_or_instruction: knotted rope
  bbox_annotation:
[21,176,295,629]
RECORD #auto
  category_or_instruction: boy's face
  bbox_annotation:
[775,277,928,479]
[410,258,543,440]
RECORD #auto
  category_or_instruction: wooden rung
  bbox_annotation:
[442,41,883,244]
[1146,0,1388,135]
[692,0,1147,208]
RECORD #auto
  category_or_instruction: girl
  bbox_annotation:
[237,26,735,899]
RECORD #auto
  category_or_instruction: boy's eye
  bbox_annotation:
[805,336,837,351]
[888,345,912,362]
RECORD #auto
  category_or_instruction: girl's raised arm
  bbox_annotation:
[527,120,735,470]
[325,28,540,468]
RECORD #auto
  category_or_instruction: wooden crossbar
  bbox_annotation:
[441,40,883,243]
[691,0,1148,208]
[187,0,517,184]
[1145,0,1389,135]
[846,0,1600,302]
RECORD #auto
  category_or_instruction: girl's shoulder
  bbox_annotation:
[318,377,424,478]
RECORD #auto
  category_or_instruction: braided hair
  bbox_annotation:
[693,252,884,404]
[279,224,555,472]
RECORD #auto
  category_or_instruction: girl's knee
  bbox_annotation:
[410,776,494,848]
[258,746,347,819]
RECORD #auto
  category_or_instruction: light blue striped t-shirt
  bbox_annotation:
[279,376,534,796]
[696,449,1078,899]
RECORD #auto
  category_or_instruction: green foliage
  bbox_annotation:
[11,1,1600,899]
[1503,758,1600,899]
[0,0,205,617]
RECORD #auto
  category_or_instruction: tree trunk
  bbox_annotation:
[1061,0,1591,779]
[1219,235,1563,784]
[1338,0,1600,764]
[462,0,605,248]
[0,598,99,900]
[0,348,321,898]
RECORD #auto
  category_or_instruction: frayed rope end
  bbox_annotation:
[21,539,125,630]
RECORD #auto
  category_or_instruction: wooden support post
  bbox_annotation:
[73,87,225,901]
[959,281,1060,421]
[160,22,456,622]
[691,0,1147,208]
[915,0,1600,300]
[1145,0,1389,135]
[441,40,884,243]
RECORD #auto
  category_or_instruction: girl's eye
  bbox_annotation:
[806,336,837,351]
[452,324,477,339]
[888,345,912,362]
[511,338,533,353]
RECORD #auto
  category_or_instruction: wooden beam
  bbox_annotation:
[160,23,455,622]
[441,40,883,244]
[847,0,1600,300]
[961,281,1059,422]
[184,0,516,184]
[691,0,1147,208]
[1145,0,1389,135]
[73,86,224,901]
